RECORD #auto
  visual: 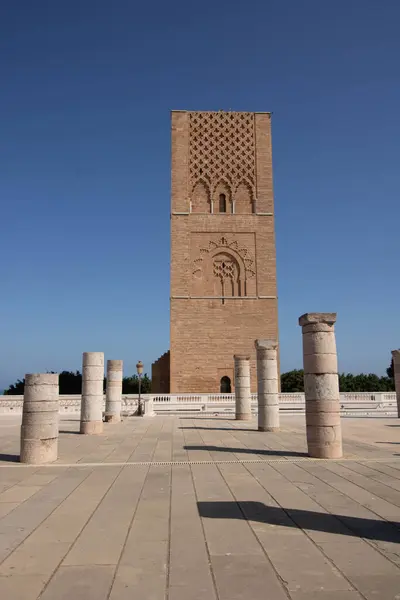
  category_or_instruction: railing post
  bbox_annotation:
[143,395,155,417]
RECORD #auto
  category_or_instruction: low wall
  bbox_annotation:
[0,392,397,416]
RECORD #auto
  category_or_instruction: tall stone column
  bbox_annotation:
[255,339,279,432]
[20,373,59,464]
[80,352,104,435]
[392,350,400,418]
[234,355,251,421]
[105,360,123,423]
[299,313,342,459]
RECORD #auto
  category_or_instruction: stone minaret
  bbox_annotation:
[169,110,278,393]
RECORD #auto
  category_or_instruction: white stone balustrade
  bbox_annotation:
[0,392,397,416]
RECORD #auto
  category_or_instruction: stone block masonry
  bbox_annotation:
[151,351,170,393]
[234,355,251,420]
[299,313,342,459]
[255,339,279,431]
[80,352,104,435]
[20,373,59,464]
[169,110,279,393]
[105,360,123,423]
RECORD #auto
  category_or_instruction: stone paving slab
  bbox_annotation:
[0,414,399,599]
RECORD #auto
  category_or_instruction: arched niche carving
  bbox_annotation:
[235,181,254,214]
[191,236,256,299]
[213,181,232,214]
[191,180,211,213]
[212,251,242,297]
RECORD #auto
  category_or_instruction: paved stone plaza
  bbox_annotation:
[0,415,399,599]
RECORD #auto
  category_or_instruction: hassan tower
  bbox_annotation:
[152,110,278,393]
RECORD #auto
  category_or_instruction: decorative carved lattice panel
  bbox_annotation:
[189,112,255,194]
[213,258,237,282]
[192,236,256,282]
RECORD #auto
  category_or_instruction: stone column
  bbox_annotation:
[234,355,251,420]
[20,373,59,464]
[392,350,400,418]
[80,352,104,435]
[255,339,279,432]
[299,313,342,459]
[105,360,123,423]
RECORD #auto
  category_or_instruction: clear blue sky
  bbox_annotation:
[0,0,399,391]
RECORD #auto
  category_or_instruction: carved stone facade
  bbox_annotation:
[189,112,256,214]
[168,110,278,393]
[191,234,256,299]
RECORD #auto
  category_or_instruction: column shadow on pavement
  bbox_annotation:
[184,445,307,457]
[0,454,20,463]
[197,500,400,543]
[180,427,261,432]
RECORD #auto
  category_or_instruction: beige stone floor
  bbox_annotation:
[0,414,399,599]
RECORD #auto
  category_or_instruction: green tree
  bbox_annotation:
[4,371,152,395]
[281,369,304,392]
[387,358,394,380]
[280,369,395,393]
[4,378,25,395]
[122,374,151,394]
[4,371,84,395]
[59,371,83,394]
[339,373,394,392]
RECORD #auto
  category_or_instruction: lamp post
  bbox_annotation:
[136,361,144,416]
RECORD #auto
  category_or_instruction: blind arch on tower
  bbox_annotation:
[191,180,211,213]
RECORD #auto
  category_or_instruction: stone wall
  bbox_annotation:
[151,351,170,393]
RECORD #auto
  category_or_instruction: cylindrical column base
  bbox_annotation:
[105,359,123,424]
[255,339,280,432]
[20,438,58,464]
[20,373,59,464]
[234,355,251,421]
[306,425,343,459]
[104,414,120,424]
[236,412,252,421]
[80,421,103,434]
[80,352,104,435]
[258,422,279,433]
[299,313,342,459]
